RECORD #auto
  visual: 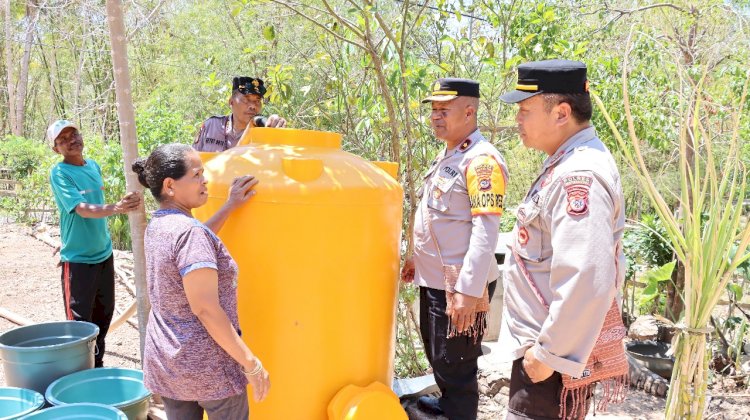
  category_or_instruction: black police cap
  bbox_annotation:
[422,78,480,103]
[233,76,266,97]
[499,60,588,104]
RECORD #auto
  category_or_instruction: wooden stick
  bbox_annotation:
[0,307,33,326]
[109,300,137,331]
[709,393,750,398]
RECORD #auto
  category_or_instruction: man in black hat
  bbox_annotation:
[401,78,508,419]
[498,60,628,419]
[193,76,287,152]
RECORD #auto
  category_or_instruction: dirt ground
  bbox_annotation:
[0,222,141,383]
[1,221,749,419]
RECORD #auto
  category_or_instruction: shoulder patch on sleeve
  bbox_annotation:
[562,175,593,216]
[466,154,505,216]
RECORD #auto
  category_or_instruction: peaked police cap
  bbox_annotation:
[499,59,588,103]
[422,78,480,103]
[233,76,266,97]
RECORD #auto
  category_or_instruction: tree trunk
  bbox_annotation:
[105,0,150,362]
[3,0,17,135]
[15,0,38,137]
[666,261,685,321]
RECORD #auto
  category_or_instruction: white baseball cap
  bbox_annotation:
[46,119,78,147]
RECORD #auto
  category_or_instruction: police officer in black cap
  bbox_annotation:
[499,60,628,419]
[193,76,287,152]
[402,78,508,419]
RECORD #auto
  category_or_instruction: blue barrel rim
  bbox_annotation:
[45,367,152,409]
[0,321,99,354]
[0,386,45,419]
[19,402,127,419]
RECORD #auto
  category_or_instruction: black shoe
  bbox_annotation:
[416,396,445,416]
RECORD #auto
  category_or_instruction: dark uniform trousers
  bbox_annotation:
[506,358,593,420]
[420,280,497,420]
[60,254,115,367]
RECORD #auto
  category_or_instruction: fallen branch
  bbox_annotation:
[30,227,59,250]
[0,307,33,326]
[110,299,137,331]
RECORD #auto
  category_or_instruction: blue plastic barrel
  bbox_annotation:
[20,403,127,419]
[45,368,151,420]
[0,321,98,394]
[0,387,44,419]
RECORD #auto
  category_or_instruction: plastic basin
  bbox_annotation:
[45,368,150,420]
[20,403,127,419]
[626,340,674,379]
[0,321,98,394]
[0,387,45,419]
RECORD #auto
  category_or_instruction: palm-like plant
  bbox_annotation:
[593,49,750,419]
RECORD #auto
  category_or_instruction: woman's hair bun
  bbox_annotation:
[131,158,150,188]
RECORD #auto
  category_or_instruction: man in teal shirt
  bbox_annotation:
[48,119,141,367]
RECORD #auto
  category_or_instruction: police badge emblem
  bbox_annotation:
[563,175,593,216]
[474,163,493,192]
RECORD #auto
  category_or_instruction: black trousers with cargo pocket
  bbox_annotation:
[60,254,115,367]
[419,280,497,420]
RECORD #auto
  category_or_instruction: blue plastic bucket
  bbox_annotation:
[20,403,127,419]
[0,387,44,420]
[45,368,151,420]
[0,321,98,394]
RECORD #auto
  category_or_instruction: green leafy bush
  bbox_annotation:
[0,136,57,223]
[0,135,51,179]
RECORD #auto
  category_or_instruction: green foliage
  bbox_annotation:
[394,285,429,378]
[637,261,676,312]
[136,94,197,150]
[631,213,674,268]
[0,136,51,178]
[623,213,674,314]
[729,319,748,366]
[0,136,58,224]
[499,209,517,233]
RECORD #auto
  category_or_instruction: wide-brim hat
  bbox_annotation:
[500,59,589,104]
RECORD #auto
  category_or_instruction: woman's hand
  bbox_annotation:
[204,175,259,234]
[243,358,271,402]
[226,175,259,210]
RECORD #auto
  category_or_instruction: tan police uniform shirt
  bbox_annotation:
[499,126,625,377]
[192,115,245,152]
[413,129,508,298]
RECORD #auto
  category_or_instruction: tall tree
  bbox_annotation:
[105,0,149,360]
[15,0,39,137]
[4,0,17,135]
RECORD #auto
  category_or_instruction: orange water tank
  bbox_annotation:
[193,128,405,419]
